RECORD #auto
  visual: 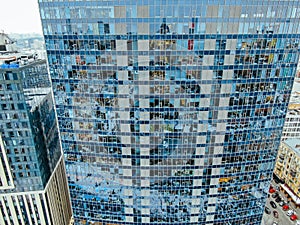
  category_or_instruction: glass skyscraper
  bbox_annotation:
[38,1,300,224]
[0,34,72,225]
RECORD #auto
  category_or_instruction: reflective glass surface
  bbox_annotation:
[39,1,300,224]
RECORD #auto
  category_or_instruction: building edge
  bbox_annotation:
[0,156,72,225]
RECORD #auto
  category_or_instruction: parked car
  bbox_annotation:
[295,220,300,225]
[290,214,298,221]
[270,201,277,208]
[287,210,295,216]
[269,188,276,193]
[272,193,279,198]
[279,200,286,206]
[282,204,289,211]
[272,222,278,225]
[275,197,282,203]
[273,210,279,218]
[265,207,271,214]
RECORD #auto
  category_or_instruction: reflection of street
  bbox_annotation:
[261,212,275,225]
[262,180,297,225]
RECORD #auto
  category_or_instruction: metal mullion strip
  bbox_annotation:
[13,196,25,225]
[0,197,7,225]
[6,196,19,225]
[34,193,46,225]
[22,195,33,225]
[1,197,12,225]
[42,193,52,225]
[28,194,38,225]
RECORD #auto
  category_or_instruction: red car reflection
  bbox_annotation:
[290,214,298,221]
[269,188,276,193]
[282,205,289,211]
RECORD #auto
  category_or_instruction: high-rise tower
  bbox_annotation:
[0,33,72,225]
[38,1,300,224]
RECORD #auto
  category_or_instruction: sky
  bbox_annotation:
[0,0,42,34]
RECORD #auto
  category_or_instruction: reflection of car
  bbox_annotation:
[287,210,294,216]
[273,210,279,218]
[265,207,271,214]
[282,204,289,211]
[290,214,298,221]
[279,201,286,206]
[270,201,277,208]
[272,193,279,198]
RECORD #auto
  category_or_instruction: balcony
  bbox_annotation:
[277,158,284,165]
[278,153,285,160]
[290,168,297,178]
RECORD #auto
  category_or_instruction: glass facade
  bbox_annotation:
[0,61,60,192]
[38,0,300,224]
[0,57,72,225]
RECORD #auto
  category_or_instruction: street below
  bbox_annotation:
[261,181,299,225]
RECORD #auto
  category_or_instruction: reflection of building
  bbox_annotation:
[274,139,300,208]
[39,1,300,225]
[0,35,72,225]
[0,32,17,52]
[281,102,300,140]
[281,80,300,140]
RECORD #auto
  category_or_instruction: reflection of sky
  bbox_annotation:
[292,79,300,92]
[0,0,42,34]
[67,162,123,194]
[290,79,300,104]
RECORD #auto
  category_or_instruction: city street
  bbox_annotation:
[261,181,299,225]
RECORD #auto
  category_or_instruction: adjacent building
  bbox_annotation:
[281,81,300,140]
[274,139,300,208]
[38,1,300,224]
[0,33,72,225]
[281,102,300,140]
